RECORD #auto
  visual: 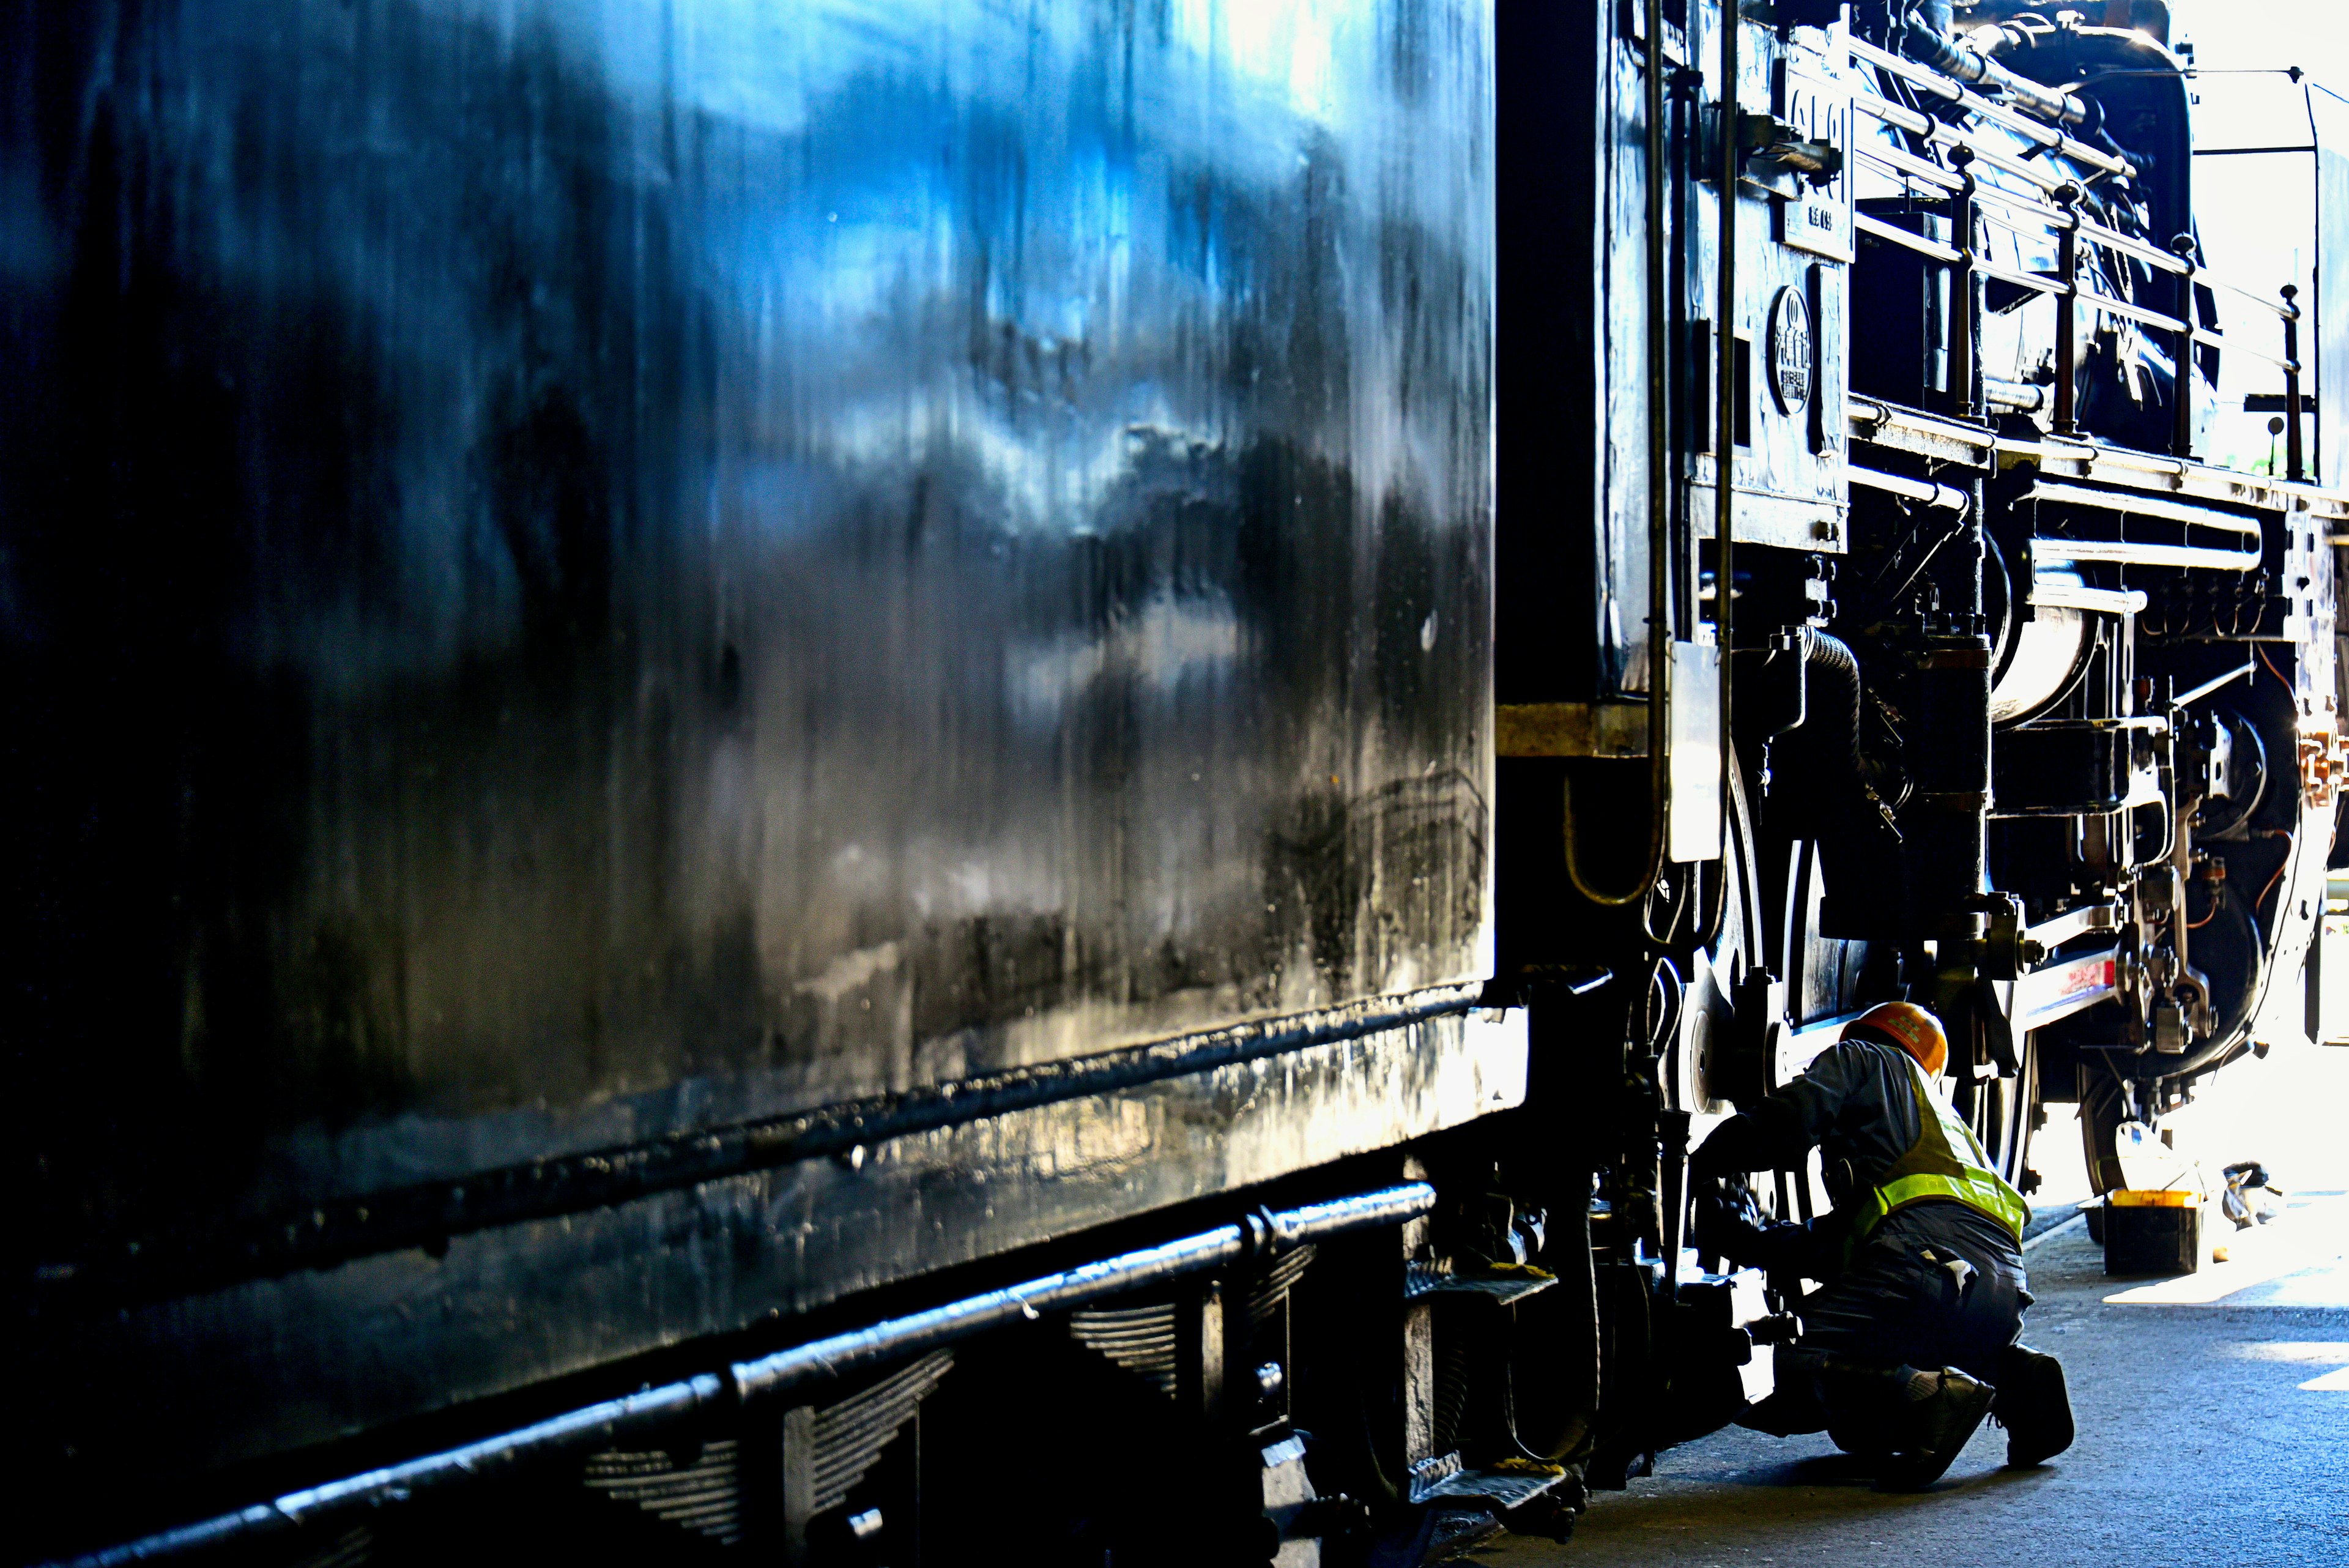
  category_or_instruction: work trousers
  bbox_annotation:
[1750,1202,2028,1450]
[1798,1201,2030,1383]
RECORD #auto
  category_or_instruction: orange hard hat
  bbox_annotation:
[1845,1001,1949,1077]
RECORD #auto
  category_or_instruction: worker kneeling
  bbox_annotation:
[1690,1001,2076,1488]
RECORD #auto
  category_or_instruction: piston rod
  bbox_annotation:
[2172,660,2256,708]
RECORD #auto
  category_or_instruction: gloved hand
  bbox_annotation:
[1691,1174,1770,1262]
[1692,1175,1820,1277]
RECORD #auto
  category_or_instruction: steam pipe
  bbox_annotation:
[1901,7,2093,132]
[734,1183,1435,1400]
[55,1184,1438,1568]
[1847,463,1971,513]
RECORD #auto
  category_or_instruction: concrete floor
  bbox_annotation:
[1479,1193,2349,1568]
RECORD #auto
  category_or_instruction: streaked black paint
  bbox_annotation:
[45,997,1521,1517]
[53,983,1485,1310]
[3,0,1494,1493]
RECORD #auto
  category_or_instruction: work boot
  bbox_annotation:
[1876,1367,1996,1490]
[1993,1343,2075,1467]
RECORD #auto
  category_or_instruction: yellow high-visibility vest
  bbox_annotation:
[1846,1049,2032,1245]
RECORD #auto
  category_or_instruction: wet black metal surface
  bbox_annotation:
[2,0,1494,1491]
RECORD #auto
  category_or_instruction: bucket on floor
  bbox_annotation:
[2103,1189,2202,1276]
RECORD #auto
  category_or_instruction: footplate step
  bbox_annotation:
[1407,1451,1570,1510]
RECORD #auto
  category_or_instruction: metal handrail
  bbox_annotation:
[2076,212,2190,276]
[1855,210,1961,265]
[1854,140,1964,191]
[2075,286,2186,336]
[1854,91,2066,191]
[1972,178,2072,230]
[1975,255,2067,297]
[2199,329,2293,372]
[2205,272,2297,319]
[1849,37,2310,483]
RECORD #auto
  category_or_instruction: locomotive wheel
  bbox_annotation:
[2079,1068,2129,1244]
[1956,1033,2036,1193]
[1760,836,1882,1222]
[1775,838,1875,1035]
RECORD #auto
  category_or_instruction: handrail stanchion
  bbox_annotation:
[2052,182,2080,437]
[2283,282,2307,483]
[2171,232,2197,459]
[1950,147,1978,419]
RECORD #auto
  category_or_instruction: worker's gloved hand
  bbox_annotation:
[1691,1175,1770,1263]
[1693,1175,1820,1276]
[1690,1113,1771,1176]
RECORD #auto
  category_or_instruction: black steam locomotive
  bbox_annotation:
[7,0,2342,1562]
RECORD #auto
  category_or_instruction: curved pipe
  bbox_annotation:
[1849,462,1970,513]
[1770,631,1863,830]
[1800,631,1862,779]
[1561,0,1674,910]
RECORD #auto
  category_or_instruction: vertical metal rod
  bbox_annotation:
[1398,1157,1437,1467]
[2284,282,2307,483]
[1638,0,1672,885]
[1949,146,1977,420]
[1565,0,1674,909]
[2052,182,2080,437]
[1177,1277,1229,1424]
[2171,232,2197,459]
[779,1405,818,1568]
[1712,0,1737,869]
[1658,1109,1692,1292]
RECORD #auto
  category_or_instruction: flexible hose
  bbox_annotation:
[1775,632,1861,828]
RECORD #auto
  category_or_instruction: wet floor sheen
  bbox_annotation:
[1480,1194,2349,1568]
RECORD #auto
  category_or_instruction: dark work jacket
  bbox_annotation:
[1703,1037,2023,1273]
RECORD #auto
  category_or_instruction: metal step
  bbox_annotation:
[1403,1263,1557,1307]
[1407,1451,1570,1510]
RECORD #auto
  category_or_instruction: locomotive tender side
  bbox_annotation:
[15,1,2349,1564]
[6,0,1504,1547]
